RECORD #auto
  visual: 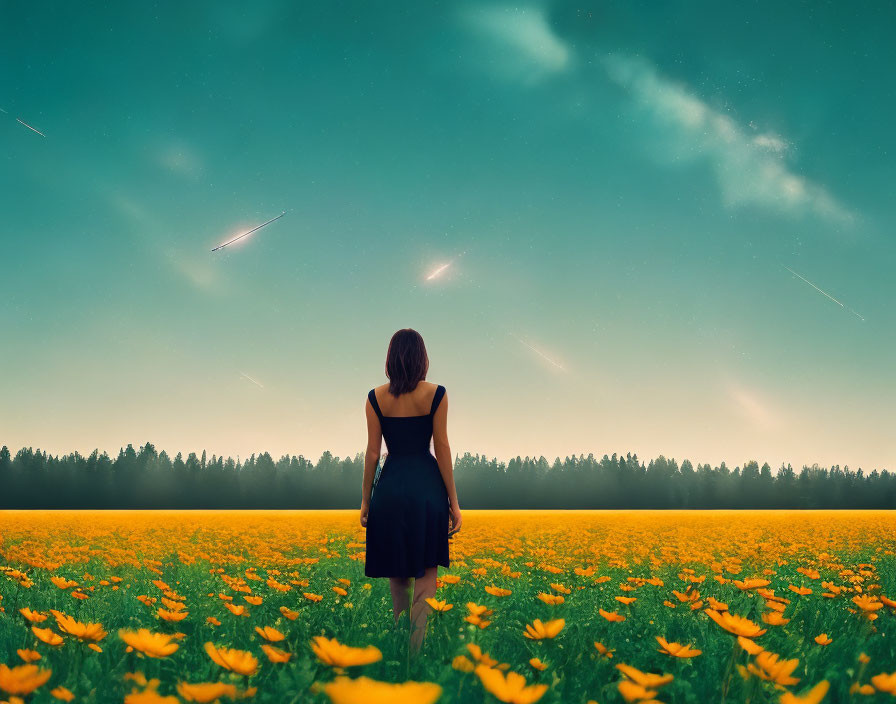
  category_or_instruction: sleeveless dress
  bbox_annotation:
[364,384,451,579]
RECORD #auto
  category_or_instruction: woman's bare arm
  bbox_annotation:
[432,391,459,508]
[361,399,382,507]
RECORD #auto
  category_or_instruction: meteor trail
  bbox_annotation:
[783,265,865,321]
[239,372,264,389]
[426,262,451,280]
[425,250,467,281]
[15,117,45,137]
[211,211,286,252]
[509,332,565,370]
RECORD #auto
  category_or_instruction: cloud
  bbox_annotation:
[156,141,203,179]
[459,4,571,85]
[602,53,855,225]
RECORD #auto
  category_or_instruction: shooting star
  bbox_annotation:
[239,372,264,389]
[211,211,286,252]
[15,117,45,137]
[509,332,566,371]
[783,265,865,321]
[425,250,467,281]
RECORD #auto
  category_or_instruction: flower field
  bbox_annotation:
[0,510,894,703]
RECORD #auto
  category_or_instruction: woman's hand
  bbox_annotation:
[448,503,462,536]
[360,500,370,528]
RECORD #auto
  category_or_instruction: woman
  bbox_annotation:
[360,328,462,655]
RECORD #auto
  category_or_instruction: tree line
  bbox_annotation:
[0,443,893,509]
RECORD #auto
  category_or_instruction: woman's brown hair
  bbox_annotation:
[385,328,429,396]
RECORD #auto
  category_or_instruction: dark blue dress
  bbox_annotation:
[365,384,451,579]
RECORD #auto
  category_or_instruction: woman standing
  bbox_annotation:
[361,328,462,655]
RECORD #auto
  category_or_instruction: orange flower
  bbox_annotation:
[474,664,548,704]
[425,598,453,612]
[32,627,64,646]
[118,628,179,658]
[484,585,512,597]
[594,641,615,658]
[814,634,832,645]
[324,676,442,704]
[50,610,107,641]
[203,642,259,676]
[50,686,75,702]
[17,649,41,663]
[254,626,285,642]
[780,680,829,704]
[19,608,47,623]
[656,636,701,657]
[303,592,323,602]
[523,618,565,640]
[0,664,53,695]
[279,606,299,620]
[536,592,564,605]
[746,651,800,686]
[599,608,625,622]
[243,595,263,606]
[223,603,246,616]
[206,617,221,626]
[310,636,382,668]
[261,644,291,663]
[176,682,238,702]
[704,608,767,638]
[529,658,548,671]
[453,655,475,672]
[615,596,637,605]
[616,663,674,689]
[157,608,188,622]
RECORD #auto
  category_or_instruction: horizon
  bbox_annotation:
[3,1,893,471]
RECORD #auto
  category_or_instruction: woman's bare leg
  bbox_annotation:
[389,576,411,624]
[409,566,438,654]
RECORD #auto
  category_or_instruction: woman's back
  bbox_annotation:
[368,381,445,457]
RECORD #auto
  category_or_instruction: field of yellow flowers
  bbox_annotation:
[0,510,894,703]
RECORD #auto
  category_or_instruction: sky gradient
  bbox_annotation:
[2,1,893,471]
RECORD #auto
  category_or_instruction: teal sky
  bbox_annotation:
[2,1,893,472]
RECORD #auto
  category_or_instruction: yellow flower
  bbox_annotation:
[310,636,382,668]
[425,598,453,612]
[523,618,565,640]
[203,642,259,676]
[176,682,238,703]
[474,664,548,704]
[656,636,701,657]
[738,636,764,655]
[780,680,830,704]
[118,629,180,658]
[261,644,291,663]
[254,626,286,642]
[0,664,53,695]
[323,675,442,704]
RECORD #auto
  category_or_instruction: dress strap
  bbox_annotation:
[368,388,384,422]
[430,384,446,416]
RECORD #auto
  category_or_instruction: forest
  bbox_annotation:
[1,443,893,509]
